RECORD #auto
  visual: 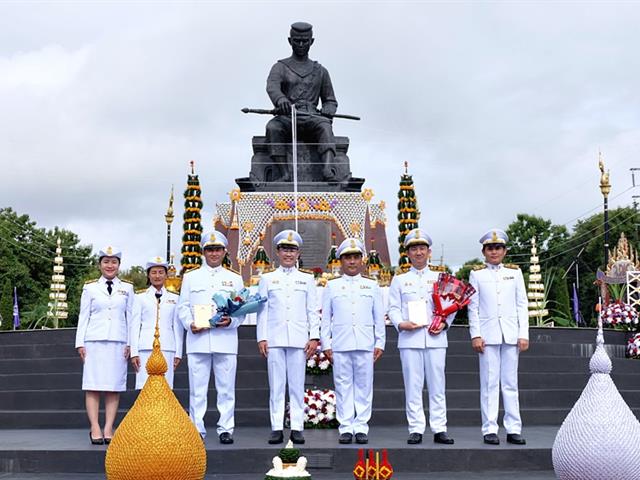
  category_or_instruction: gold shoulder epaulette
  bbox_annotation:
[135,288,147,294]
[472,264,487,271]
[429,264,447,272]
[121,278,134,285]
[84,278,99,285]
[504,263,520,270]
[299,268,315,276]
[327,275,341,281]
[362,274,375,281]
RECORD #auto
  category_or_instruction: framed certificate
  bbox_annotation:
[407,300,429,326]
[193,304,215,329]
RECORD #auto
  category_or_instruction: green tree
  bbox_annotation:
[0,207,95,329]
[505,213,570,269]
[0,279,12,328]
[455,258,484,283]
[120,266,148,290]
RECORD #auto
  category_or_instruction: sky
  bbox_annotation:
[1,0,640,270]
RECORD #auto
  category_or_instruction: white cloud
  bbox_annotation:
[1,1,639,270]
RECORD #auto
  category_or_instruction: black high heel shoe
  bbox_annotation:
[89,431,104,445]
[104,437,112,445]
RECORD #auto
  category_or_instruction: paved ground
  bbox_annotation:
[0,473,557,479]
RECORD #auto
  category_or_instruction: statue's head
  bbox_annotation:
[288,21,314,57]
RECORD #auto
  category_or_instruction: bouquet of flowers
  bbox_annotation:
[600,300,639,331]
[304,388,338,429]
[306,342,332,375]
[430,272,476,334]
[210,288,266,327]
[626,333,640,359]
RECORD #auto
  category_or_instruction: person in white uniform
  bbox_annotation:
[388,229,456,445]
[130,256,184,390]
[321,238,385,445]
[468,229,529,445]
[75,246,134,445]
[178,231,245,444]
[257,230,319,445]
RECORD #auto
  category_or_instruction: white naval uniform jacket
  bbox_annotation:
[468,263,529,345]
[387,266,456,349]
[320,274,385,352]
[256,266,320,348]
[75,276,134,348]
[130,287,184,358]
[177,264,246,354]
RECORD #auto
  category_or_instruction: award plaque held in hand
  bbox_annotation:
[407,300,429,326]
[193,304,215,330]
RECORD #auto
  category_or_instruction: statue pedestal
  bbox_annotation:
[235,136,365,193]
[214,191,389,282]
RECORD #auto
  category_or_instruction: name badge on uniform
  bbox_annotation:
[272,280,280,285]
[404,282,413,287]
[167,299,177,304]
[221,281,234,287]
[117,290,128,296]
[360,285,372,290]
[295,280,306,285]
[503,276,514,280]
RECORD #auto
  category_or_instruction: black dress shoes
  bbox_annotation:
[506,433,526,445]
[433,432,454,444]
[483,433,500,445]
[339,433,353,444]
[89,431,104,445]
[268,430,284,444]
[355,433,368,444]
[407,433,423,444]
[290,430,305,444]
[104,438,112,445]
[219,432,234,444]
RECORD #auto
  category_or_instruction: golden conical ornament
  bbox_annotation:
[105,303,206,479]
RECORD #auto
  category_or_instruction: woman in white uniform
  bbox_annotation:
[75,246,134,445]
[130,256,183,390]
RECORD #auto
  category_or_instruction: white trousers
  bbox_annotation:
[267,347,306,431]
[479,344,522,435]
[333,351,374,435]
[187,352,237,437]
[135,349,176,390]
[400,348,448,434]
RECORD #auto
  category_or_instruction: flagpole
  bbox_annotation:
[291,105,299,233]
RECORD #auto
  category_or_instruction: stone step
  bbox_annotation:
[4,406,634,429]
[1,353,637,374]
[4,370,638,391]
[5,386,634,411]
[0,338,628,359]
[0,427,557,474]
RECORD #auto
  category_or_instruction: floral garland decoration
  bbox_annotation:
[304,388,338,429]
[627,333,640,359]
[601,300,639,330]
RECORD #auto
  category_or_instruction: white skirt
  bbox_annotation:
[82,341,128,392]
[135,349,176,390]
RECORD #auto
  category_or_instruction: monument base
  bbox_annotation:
[214,190,390,282]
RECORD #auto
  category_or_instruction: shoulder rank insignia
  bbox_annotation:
[504,263,520,270]
[135,288,147,294]
[223,266,241,275]
[472,264,487,271]
[84,278,99,285]
[121,278,134,285]
[299,268,315,276]
[429,264,447,272]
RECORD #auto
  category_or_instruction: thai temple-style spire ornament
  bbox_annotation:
[47,238,68,328]
[552,318,640,479]
[527,237,548,326]
[180,161,204,275]
[105,296,206,479]
[397,161,420,273]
